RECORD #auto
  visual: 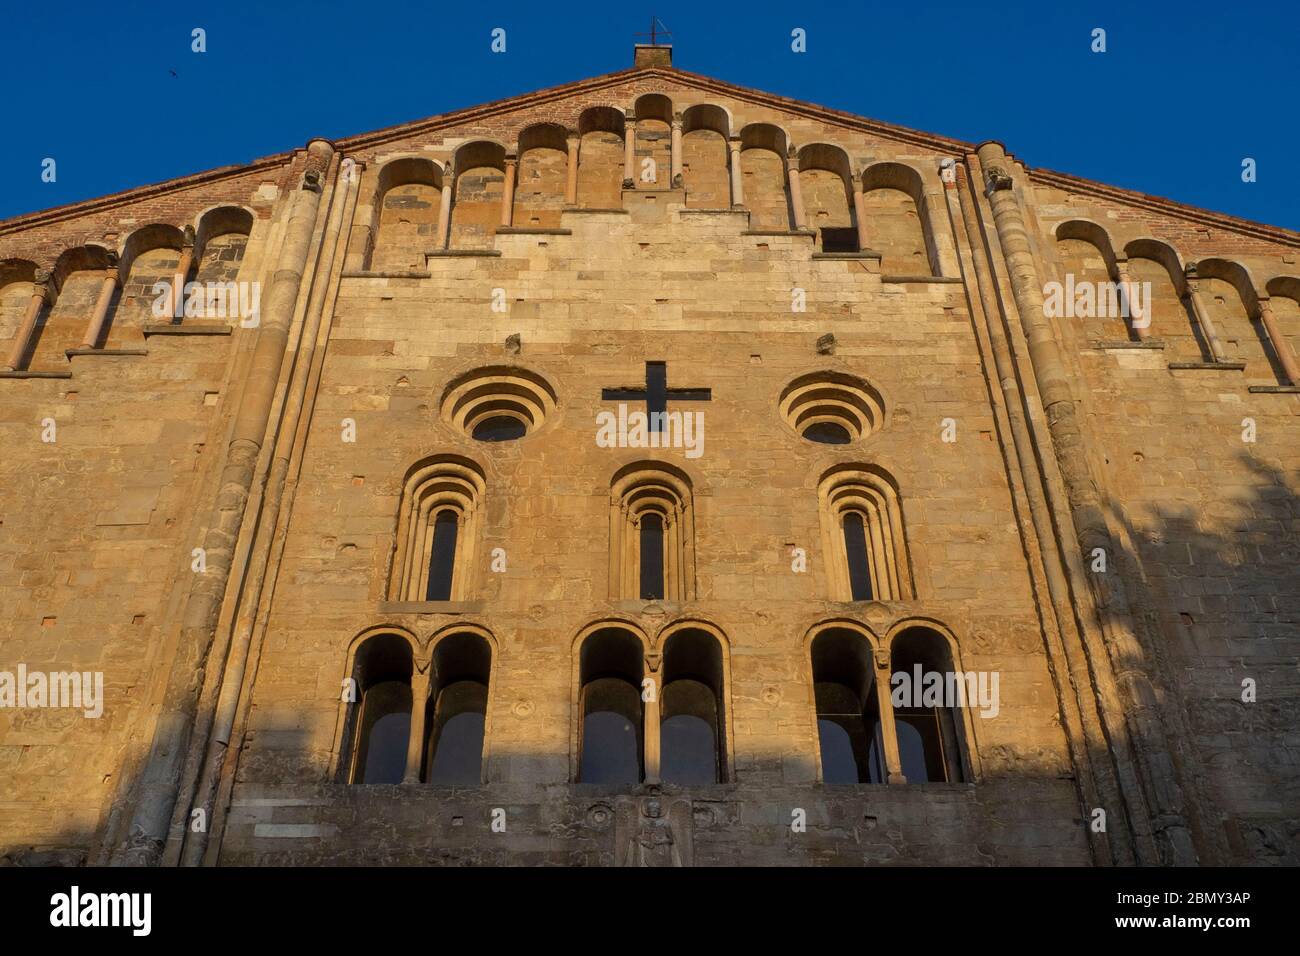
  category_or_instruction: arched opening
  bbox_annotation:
[890,627,965,783]
[681,104,730,207]
[345,634,414,784]
[371,158,442,271]
[633,94,672,189]
[638,512,665,600]
[515,123,569,228]
[811,628,883,784]
[578,628,645,784]
[610,462,696,601]
[576,107,626,208]
[423,631,492,785]
[425,509,460,601]
[819,465,913,601]
[660,628,727,784]
[739,123,791,231]
[391,455,486,601]
[841,511,874,601]
[862,163,934,275]
[450,141,506,250]
[798,143,856,252]
[1124,239,1203,363]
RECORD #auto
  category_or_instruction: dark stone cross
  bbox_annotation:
[602,361,711,431]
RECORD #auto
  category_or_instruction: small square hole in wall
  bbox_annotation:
[757,242,769,250]
[41,617,56,628]
[451,815,464,827]
[203,391,219,406]
[132,614,145,625]
[979,430,992,441]
[65,391,78,401]
[352,476,365,487]
[1180,612,1195,625]
[639,243,650,250]
[655,298,668,304]
[750,354,762,365]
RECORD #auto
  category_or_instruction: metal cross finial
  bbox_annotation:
[635,16,672,46]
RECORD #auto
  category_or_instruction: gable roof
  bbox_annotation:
[3,60,1297,246]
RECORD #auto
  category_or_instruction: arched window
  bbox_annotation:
[344,634,414,784]
[390,456,485,601]
[890,627,966,783]
[659,628,728,784]
[811,628,884,784]
[577,628,645,784]
[425,509,460,601]
[610,463,696,602]
[819,465,913,602]
[639,512,665,600]
[423,631,492,785]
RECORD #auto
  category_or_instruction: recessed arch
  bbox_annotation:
[797,142,855,251]
[389,454,487,601]
[572,621,651,784]
[737,123,791,230]
[609,461,697,601]
[818,463,914,602]
[1053,219,1119,276]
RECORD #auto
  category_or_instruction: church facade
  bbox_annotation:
[1,45,1297,867]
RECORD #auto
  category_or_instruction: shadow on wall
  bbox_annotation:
[1108,451,1300,865]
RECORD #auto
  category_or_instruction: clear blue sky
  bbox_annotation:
[2,0,1296,230]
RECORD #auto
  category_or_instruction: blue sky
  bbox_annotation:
[2,0,1296,229]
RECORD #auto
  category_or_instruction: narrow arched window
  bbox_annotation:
[660,628,728,784]
[639,513,665,600]
[345,635,414,784]
[890,628,966,783]
[811,629,883,784]
[423,631,492,785]
[425,509,459,601]
[842,511,874,601]
[577,628,645,784]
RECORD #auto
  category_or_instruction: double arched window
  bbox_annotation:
[341,629,494,785]
[574,623,730,784]
[810,624,970,784]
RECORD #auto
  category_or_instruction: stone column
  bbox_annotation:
[2,269,52,371]
[437,166,454,250]
[852,180,869,252]
[670,114,683,188]
[1184,268,1227,362]
[499,155,517,228]
[1114,259,1150,340]
[404,669,431,784]
[79,259,121,349]
[975,141,1194,865]
[874,650,906,784]
[643,653,662,784]
[728,138,744,207]
[785,150,806,230]
[1257,298,1300,384]
[565,135,580,204]
[168,228,196,322]
[622,117,637,189]
[114,138,336,866]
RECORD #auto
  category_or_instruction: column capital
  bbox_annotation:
[984,164,1014,192]
[671,112,683,129]
[32,268,52,297]
[504,153,518,166]
[181,224,196,249]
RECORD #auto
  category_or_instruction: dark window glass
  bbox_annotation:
[472,416,527,442]
[896,711,949,783]
[426,510,459,601]
[424,680,487,785]
[821,227,859,253]
[639,513,665,600]
[660,679,719,785]
[802,421,852,444]
[579,677,642,784]
[842,512,874,601]
[356,680,411,784]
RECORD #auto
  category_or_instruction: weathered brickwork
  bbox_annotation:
[0,49,1295,867]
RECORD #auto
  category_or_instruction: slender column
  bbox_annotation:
[499,155,517,227]
[565,135,580,204]
[643,654,662,784]
[852,180,869,252]
[79,260,121,349]
[1257,298,1300,385]
[622,117,637,188]
[403,669,431,784]
[114,138,336,866]
[670,114,683,188]
[437,166,454,249]
[1184,268,1226,362]
[874,651,906,784]
[168,229,196,322]
[3,269,52,371]
[785,150,806,230]
[728,138,744,207]
[1114,259,1150,340]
